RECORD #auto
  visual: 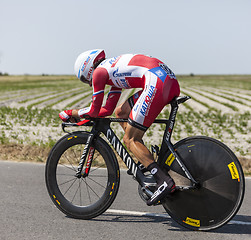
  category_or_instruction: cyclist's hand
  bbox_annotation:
[69,116,81,123]
[59,110,81,123]
[59,110,73,122]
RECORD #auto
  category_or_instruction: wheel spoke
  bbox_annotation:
[82,178,101,199]
[89,164,106,174]
[82,178,92,204]
[70,179,81,203]
[88,174,107,177]
[63,177,78,196]
[59,162,77,172]
[57,173,75,176]
[79,179,82,206]
[87,176,107,189]
[58,177,76,186]
[62,153,77,172]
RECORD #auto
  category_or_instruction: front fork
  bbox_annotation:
[75,133,95,178]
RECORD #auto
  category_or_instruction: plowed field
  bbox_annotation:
[0,75,250,172]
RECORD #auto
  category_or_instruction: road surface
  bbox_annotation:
[0,161,250,240]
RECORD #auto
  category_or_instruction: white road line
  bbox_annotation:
[107,209,171,219]
[106,209,251,226]
[229,220,251,226]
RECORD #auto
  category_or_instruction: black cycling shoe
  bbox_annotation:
[147,178,175,206]
[146,162,176,206]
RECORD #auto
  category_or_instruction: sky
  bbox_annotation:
[0,0,251,75]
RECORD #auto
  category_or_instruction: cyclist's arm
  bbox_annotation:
[98,86,122,117]
[78,68,108,118]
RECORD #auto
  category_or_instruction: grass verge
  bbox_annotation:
[0,143,250,176]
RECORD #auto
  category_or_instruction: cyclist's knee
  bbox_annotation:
[115,103,131,119]
[115,106,123,118]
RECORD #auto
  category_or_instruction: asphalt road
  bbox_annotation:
[0,161,250,240]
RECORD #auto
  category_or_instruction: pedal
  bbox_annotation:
[142,187,153,198]
[143,174,157,188]
[138,174,157,202]
[138,185,153,202]
[138,186,163,206]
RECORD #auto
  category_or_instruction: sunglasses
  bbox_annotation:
[80,75,92,86]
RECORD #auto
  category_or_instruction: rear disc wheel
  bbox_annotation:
[162,136,245,231]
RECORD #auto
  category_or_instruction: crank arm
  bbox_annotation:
[175,185,197,191]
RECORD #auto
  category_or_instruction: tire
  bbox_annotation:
[45,131,120,219]
[161,136,245,231]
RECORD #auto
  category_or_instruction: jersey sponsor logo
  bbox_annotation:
[155,69,164,77]
[109,56,120,66]
[120,79,130,88]
[140,85,156,116]
[149,64,176,82]
[112,69,132,78]
[114,78,130,88]
[159,63,176,79]
[149,67,167,82]
[112,69,131,88]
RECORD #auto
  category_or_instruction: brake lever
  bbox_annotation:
[61,119,93,133]
[62,122,78,133]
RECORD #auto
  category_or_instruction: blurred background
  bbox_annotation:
[1,0,251,75]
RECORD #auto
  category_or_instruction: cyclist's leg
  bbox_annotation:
[115,86,161,166]
[124,72,179,205]
[123,124,153,167]
[123,120,175,206]
[124,75,166,164]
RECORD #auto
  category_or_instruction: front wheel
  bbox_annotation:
[45,131,120,219]
[162,136,245,231]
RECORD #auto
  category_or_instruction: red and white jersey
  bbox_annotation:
[99,54,150,89]
[78,54,178,122]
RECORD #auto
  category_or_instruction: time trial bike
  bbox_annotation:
[45,96,245,231]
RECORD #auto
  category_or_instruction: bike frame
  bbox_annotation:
[62,96,198,188]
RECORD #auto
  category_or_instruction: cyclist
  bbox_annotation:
[59,49,180,206]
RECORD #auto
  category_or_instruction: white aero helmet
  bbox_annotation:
[74,49,106,83]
